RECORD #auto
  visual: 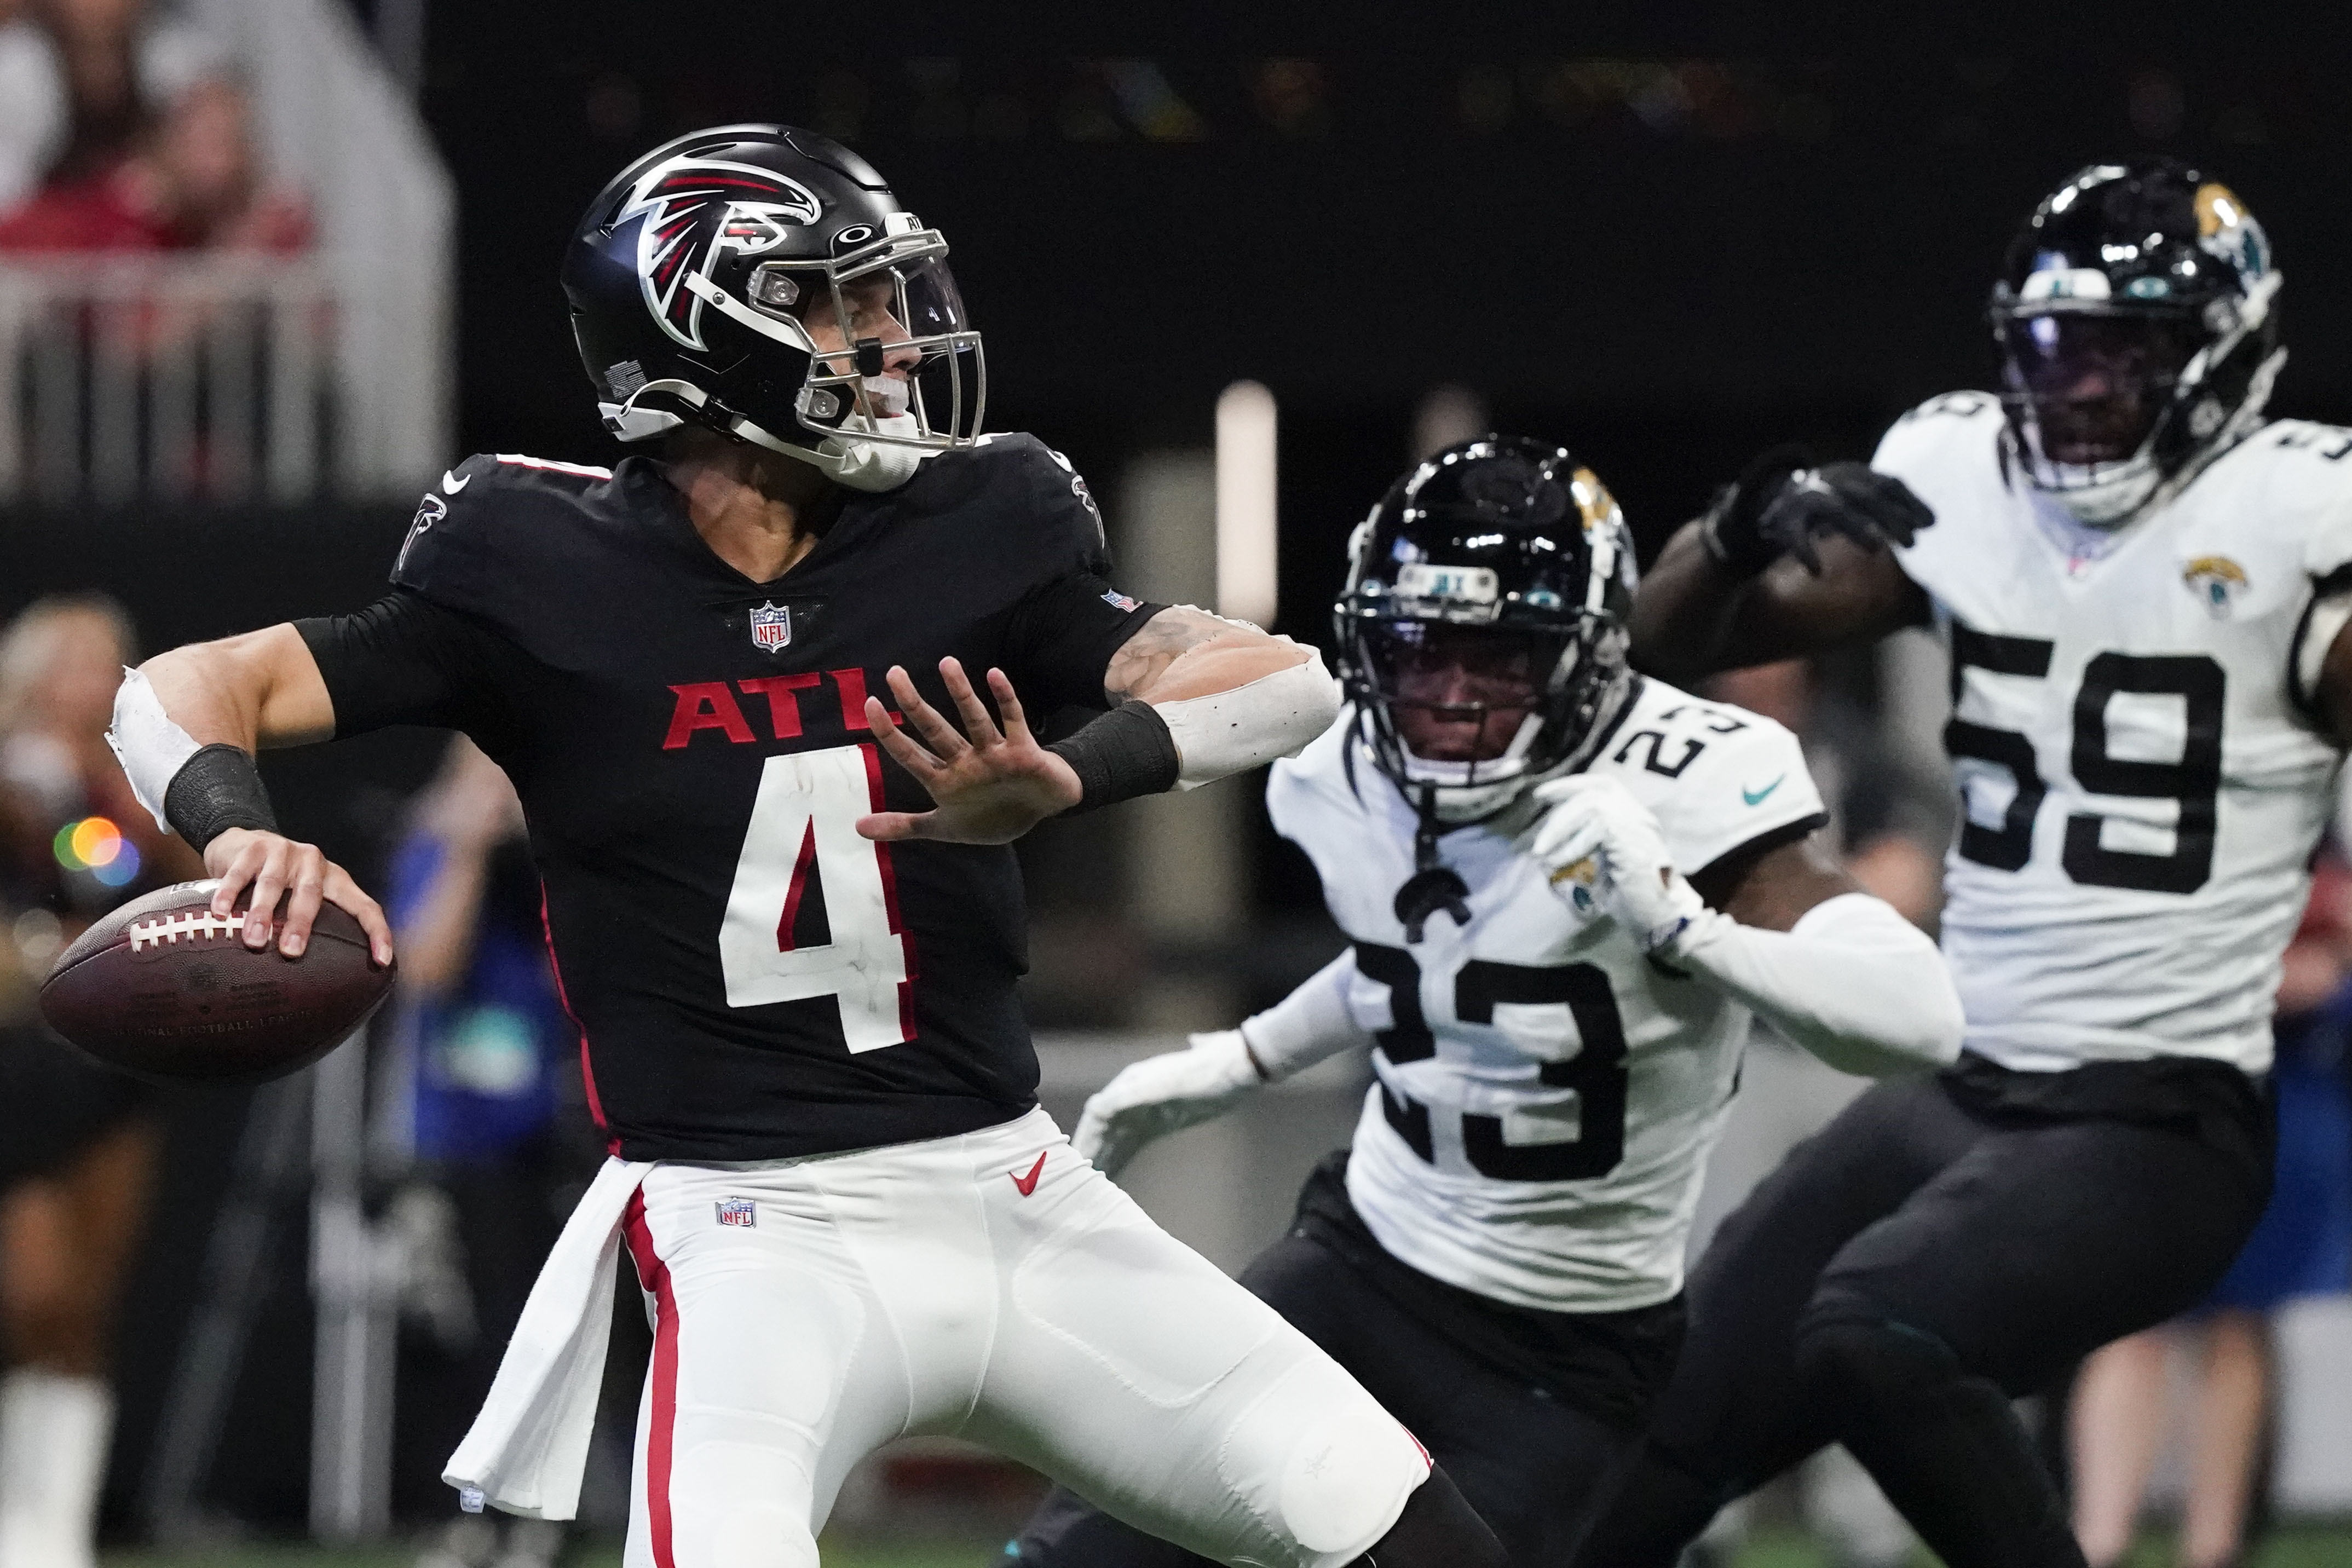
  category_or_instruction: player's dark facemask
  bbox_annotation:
[1334,437,1637,939]
[1356,620,1577,786]
[1993,309,2210,522]
[1999,313,2199,466]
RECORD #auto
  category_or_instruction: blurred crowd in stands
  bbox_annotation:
[0,0,306,256]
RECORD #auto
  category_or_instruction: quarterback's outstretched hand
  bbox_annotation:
[1075,1030,1264,1179]
[858,658,1085,845]
[1702,447,1934,577]
[1530,775,1706,954]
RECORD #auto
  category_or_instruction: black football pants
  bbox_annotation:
[1012,1224,1637,1566]
[1568,1069,2270,1568]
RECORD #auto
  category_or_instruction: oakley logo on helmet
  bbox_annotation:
[622,157,824,351]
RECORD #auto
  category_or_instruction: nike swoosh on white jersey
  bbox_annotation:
[442,469,470,494]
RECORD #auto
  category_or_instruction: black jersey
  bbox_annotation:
[297,436,1158,1161]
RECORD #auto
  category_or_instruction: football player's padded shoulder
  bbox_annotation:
[2254,420,2352,581]
[1869,390,2003,494]
[391,452,615,622]
[1867,391,2003,593]
[1594,689,1825,880]
[974,432,1112,575]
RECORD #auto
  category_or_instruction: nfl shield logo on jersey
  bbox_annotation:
[716,1197,757,1228]
[748,602,792,652]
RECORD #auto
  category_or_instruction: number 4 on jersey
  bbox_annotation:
[719,743,915,1052]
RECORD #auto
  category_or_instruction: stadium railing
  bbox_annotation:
[0,255,338,504]
[0,0,453,507]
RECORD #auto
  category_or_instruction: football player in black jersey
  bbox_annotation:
[106,127,1506,1568]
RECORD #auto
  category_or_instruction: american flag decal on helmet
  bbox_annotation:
[621,157,823,351]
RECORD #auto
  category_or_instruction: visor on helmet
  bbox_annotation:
[1995,310,2204,468]
[1348,615,1601,823]
[1359,620,1566,765]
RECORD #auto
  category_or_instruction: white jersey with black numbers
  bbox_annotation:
[1266,679,1829,1312]
[1878,393,2352,1077]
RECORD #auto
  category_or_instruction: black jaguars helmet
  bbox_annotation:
[1336,436,1636,828]
[1988,159,2284,527]
[562,124,984,491]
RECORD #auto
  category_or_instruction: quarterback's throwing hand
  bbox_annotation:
[1530,775,1706,954]
[857,658,1085,844]
[1074,1029,1265,1180]
[204,827,395,966]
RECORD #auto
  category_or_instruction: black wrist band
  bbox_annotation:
[1047,700,1181,814]
[163,743,279,851]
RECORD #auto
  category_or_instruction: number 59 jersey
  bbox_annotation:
[1880,394,2352,1076]
[1267,681,1828,1312]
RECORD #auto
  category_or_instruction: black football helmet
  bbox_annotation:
[1988,159,2283,526]
[1335,436,1637,829]
[562,124,984,491]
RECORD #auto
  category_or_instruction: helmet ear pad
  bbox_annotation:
[675,309,831,458]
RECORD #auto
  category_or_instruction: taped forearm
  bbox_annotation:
[1048,648,1340,811]
[108,668,204,831]
[1155,649,1341,788]
[109,666,278,847]
[1237,949,1371,1081]
[1666,892,1963,1075]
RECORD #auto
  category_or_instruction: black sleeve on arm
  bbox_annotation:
[1002,573,1165,713]
[292,589,523,748]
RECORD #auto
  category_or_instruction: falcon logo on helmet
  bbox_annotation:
[621,158,823,351]
[565,125,987,493]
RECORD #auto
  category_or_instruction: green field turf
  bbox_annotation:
[90,1526,2352,1568]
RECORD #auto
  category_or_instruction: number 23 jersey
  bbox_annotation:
[1880,394,2352,1075]
[1268,681,1826,1312]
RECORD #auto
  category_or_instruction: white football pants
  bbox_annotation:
[618,1108,1428,1568]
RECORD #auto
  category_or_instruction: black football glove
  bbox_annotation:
[1699,445,1934,577]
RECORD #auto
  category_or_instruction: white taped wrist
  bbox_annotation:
[1668,891,1963,1075]
[107,667,201,833]
[1154,652,1341,788]
[1238,950,1369,1081]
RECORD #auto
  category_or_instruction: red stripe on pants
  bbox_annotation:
[622,1190,679,1568]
